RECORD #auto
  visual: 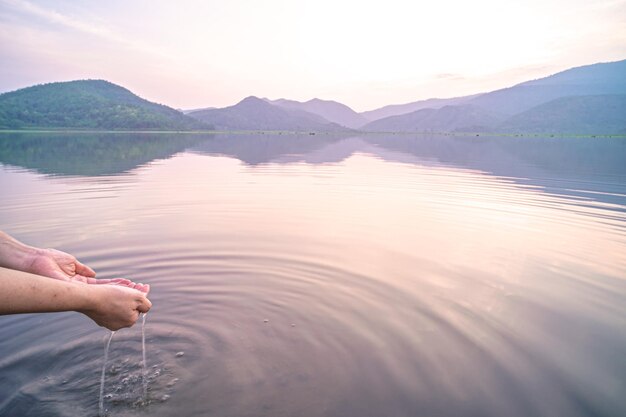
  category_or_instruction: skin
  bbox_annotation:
[0,267,152,330]
[0,231,152,330]
[0,230,135,285]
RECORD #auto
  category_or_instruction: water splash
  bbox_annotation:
[99,331,115,417]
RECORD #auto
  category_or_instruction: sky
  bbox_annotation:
[0,0,625,112]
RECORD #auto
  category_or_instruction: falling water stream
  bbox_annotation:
[99,331,115,417]
[141,313,148,403]
[97,314,149,416]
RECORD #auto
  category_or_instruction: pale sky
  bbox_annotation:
[0,0,625,111]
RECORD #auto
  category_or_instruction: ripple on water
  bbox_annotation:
[0,319,189,416]
[73,243,626,417]
[1,137,626,417]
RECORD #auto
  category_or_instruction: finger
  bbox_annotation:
[131,282,150,294]
[137,297,152,313]
[75,274,105,284]
[75,260,96,278]
[85,277,125,285]
[97,278,133,288]
[131,282,140,289]
[106,278,133,286]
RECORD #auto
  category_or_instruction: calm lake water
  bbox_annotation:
[0,132,625,417]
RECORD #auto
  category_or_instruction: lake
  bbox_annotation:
[0,132,625,417]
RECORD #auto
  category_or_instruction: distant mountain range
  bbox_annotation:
[186,96,347,131]
[361,60,626,134]
[360,94,482,122]
[362,104,507,133]
[264,98,368,129]
[0,80,208,130]
[498,94,626,135]
[467,60,626,115]
[0,59,624,134]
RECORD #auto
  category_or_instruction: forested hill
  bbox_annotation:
[0,80,209,130]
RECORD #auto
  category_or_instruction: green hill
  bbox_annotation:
[0,80,209,130]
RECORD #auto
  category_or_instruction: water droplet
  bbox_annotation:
[263,319,269,323]
[160,394,170,402]
[176,351,185,357]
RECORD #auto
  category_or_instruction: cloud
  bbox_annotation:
[434,73,466,81]
[0,0,174,60]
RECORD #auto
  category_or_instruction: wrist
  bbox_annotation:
[76,283,100,313]
[0,236,41,273]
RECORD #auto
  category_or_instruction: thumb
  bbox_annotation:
[137,296,152,314]
[74,260,96,278]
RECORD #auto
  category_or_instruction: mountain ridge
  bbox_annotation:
[466,59,626,115]
[0,79,208,130]
[1,58,624,134]
[498,94,626,135]
[187,96,348,132]
[362,104,507,133]
[265,97,368,128]
[360,94,482,122]
[360,60,626,135]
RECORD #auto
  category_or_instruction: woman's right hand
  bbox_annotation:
[81,284,152,331]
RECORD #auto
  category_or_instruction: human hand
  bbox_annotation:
[81,284,152,331]
[28,247,133,286]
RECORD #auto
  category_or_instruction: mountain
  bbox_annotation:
[498,94,626,135]
[360,94,481,122]
[187,96,348,132]
[362,104,506,132]
[360,60,626,124]
[266,98,367,128]
[467,60,626,115]
[0,80,208,130]
[361,60,626,134]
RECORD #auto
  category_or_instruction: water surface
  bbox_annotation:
[1,132,625,417]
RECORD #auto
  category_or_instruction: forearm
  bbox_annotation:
[0,267,90,314]
[0,231,38,272]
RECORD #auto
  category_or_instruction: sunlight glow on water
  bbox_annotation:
[0,133,625,417]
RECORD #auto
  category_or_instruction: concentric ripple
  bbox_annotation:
[1,133,625,417]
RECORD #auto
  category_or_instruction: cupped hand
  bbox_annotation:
[28,248,95,281]
[28,248,134,286]
[82,284,152,331]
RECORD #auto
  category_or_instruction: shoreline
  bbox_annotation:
[0,129,623,138]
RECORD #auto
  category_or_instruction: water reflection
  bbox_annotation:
[0,132,211,176]
[2,132,625,207]
[0,132,625,417]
